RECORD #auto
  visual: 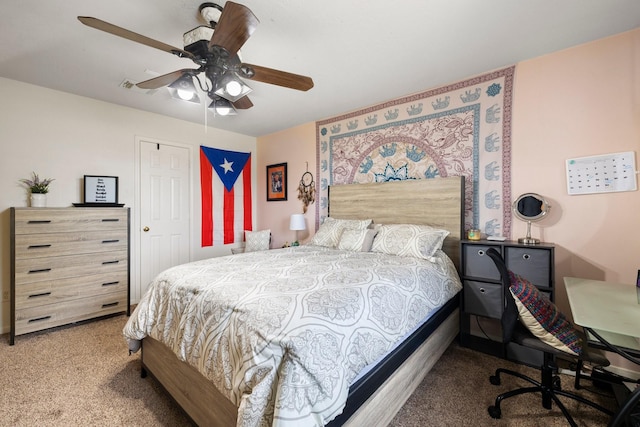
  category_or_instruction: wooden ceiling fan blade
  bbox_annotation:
[232,96,253,110]
[240,64,314,91]
[137,69,197,89]
[78,16,196,61]
[208,2,258,56]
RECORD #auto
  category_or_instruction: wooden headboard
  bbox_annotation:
[328,176,465,270]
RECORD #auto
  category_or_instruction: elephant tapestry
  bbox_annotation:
[315,66,515,239]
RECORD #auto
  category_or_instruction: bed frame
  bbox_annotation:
[140,176,465,426]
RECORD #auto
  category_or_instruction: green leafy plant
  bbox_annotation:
[20,172,54,194]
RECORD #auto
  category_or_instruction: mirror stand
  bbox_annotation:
[513,192,550,245]
[519,220,540,245]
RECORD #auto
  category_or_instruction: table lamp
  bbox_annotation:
[289,214,306,246]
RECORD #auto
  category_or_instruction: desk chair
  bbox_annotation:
[609,385,640,427]
[485,248,614,426]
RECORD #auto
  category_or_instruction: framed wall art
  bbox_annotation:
[266,163,287,201]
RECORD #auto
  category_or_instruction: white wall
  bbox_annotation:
[0,77,257,333]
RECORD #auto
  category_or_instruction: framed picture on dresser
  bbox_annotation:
[74,175,124,207]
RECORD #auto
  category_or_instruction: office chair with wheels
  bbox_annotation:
[484,248,614,427]
[608,385,640,427]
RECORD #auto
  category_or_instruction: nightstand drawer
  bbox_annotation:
[464,280,502,318]
[505,247,551,286]
[462,244,501,280]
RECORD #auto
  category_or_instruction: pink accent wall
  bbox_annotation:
[259,28,639,286]
[257,122,317,249]
[511,28,640,312]
[259,30,640,371]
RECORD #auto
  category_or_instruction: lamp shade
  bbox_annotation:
[208,97,237,116]
[213,71,252,102]
[168,74,200,103]
[289,214,306,231]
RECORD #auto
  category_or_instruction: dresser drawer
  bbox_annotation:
[505,247,551,286]
[14,250,128,285]
[13,208,127,235]
[462,244,501,280]
[15,271,128,309]
[464,280,503,319]
[14,292,128,336]
[14,229,127,259]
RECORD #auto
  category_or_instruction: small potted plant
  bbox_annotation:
[20,172,54,207]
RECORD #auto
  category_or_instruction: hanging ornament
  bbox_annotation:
[297,167,315,213]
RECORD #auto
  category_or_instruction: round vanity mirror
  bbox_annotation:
[513,193,550,244]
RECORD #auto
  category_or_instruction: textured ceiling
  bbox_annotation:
[1,0,638,137]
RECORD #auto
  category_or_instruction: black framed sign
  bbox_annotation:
[73,175,124,207]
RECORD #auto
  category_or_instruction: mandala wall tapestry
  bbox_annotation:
[315,66,515,239]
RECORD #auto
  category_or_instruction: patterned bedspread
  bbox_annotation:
[123,246,462,427]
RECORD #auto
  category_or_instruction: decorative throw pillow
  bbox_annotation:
[337,228,378,252]
[244,229,271,252]
[309,217,373,248]
[509,271,582,356]
[371,224,449,260]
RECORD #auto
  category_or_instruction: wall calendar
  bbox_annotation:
[565,151,637,195]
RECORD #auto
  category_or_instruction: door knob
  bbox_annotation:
[143,226,150,232]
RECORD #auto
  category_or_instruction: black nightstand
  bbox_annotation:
[459,239,555,366]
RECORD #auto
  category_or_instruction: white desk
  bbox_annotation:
[564,277,640,355]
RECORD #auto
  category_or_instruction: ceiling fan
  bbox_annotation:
[78,1,314,115]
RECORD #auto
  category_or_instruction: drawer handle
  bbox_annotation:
[28,315,52,323]
[102,281,120,287]
[27,220,52,224]
[28,268,51,274]
[522,254,531,260]
[102,302,119,308]
[28,292,52,298]
[102,260,120,265]
[102,219,120,222]
[479,287,486,293]
[28,244,52,249]
[477,250,485,256]
[102,239,120,244]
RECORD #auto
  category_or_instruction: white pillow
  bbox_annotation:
[371,224,449,259]
[309,217,372,248]
[337,228,378,252]
[244,229,271,252]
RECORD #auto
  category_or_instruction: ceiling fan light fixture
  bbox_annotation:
[168,74,200,103]
[79,1,314,118]
[208,97,237,116]
[199,3,223,28]
[213,72,252,102]
[177,89,197,101]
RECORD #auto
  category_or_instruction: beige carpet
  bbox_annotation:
[1,315,617,426]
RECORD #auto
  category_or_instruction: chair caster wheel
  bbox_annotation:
[488,405,502,419]
[489,375,501,385]
[553,376,562,390]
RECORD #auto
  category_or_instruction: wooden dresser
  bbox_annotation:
[10,207,130,345]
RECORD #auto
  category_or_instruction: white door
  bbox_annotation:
[139,140,191,297]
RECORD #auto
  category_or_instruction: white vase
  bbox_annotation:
[30,193,47,208]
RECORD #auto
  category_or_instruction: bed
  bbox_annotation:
[124,176,465,427]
